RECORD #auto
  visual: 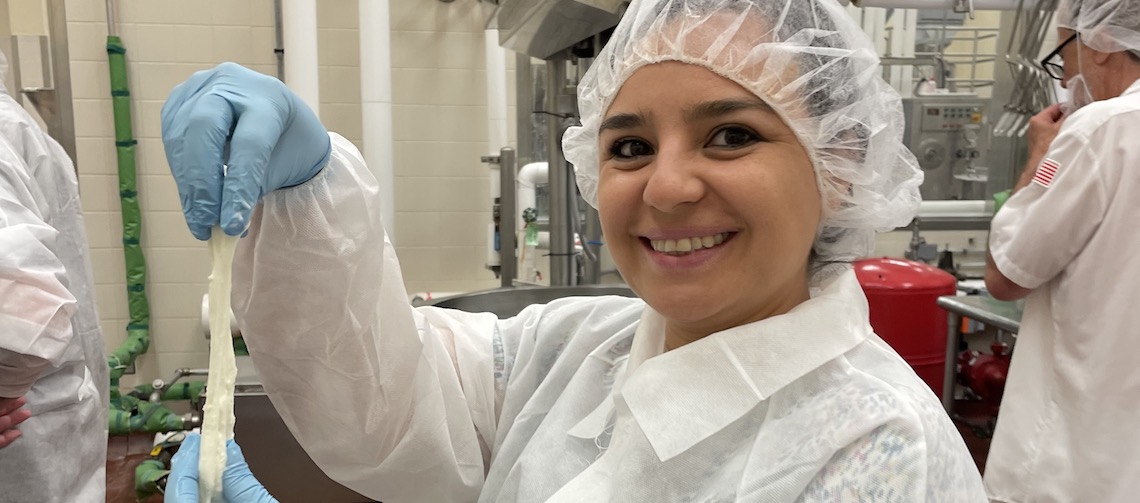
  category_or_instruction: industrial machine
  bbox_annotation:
[957,339,1012,414]
[903,95,993,201]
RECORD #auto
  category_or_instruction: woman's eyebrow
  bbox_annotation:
[598,113,645,133]
[684,98,774,122]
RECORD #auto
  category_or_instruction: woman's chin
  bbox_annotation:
[642,293,725,331]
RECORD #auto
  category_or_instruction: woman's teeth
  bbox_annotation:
[650,233,729,254]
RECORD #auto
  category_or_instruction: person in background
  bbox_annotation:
[983,1,1140,501]
[162,0,987,501]
[0,50,108,502]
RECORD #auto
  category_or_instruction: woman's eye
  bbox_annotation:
[609,139,654,159]
[708,127,760,149]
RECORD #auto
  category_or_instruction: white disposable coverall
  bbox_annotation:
[233,134,986,502]
[0,83,108,501]
[985,78,1140,503]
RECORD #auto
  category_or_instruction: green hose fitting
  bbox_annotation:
[108,402,185,436]
[132,381,206,402]
[134,458,168,501]
[113,393,140,412]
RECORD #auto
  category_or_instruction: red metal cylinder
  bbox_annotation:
[854,258,957,399]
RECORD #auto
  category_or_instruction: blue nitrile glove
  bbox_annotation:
[161,62,331,240]
[166,432,279,503]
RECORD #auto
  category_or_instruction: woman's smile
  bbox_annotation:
[638,231,739,270]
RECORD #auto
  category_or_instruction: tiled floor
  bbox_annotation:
[107,433,165,503]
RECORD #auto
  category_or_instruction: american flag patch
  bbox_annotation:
[1033,158,1060,187]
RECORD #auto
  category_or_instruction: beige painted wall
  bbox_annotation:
[66,0,507,385]
[6,0,46,34]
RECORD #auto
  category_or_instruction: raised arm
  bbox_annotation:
[161,64,501,501]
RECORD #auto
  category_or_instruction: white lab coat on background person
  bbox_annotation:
[231,133,987,503]
[985,79,1140,503]
[0,54,108,502]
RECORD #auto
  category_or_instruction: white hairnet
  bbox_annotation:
[563,0,922,266]
[1058,0,1140,54]
[1059,0,1081,28]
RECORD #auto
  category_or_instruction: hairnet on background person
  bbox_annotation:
[1059,0,1081,28]
[1058,0,1140,56]
[563,0,923,273]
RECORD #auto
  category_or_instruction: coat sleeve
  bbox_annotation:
[795,385,987,503]
[0,142,76,398]
[988,117,1123,290]
[232,133,508,502]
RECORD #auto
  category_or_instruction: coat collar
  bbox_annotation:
[613,269,873,461]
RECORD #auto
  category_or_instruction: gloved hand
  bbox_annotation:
[166,432,278,503]
[161,62,331,240]
[0,396,31,448]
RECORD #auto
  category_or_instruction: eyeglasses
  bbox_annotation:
[1041,33,1078,80]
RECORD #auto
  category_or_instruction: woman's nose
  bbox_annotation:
[642,149,706,212]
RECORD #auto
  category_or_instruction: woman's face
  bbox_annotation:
[597,61,822,347]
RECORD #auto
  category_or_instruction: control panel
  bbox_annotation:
[920,104,985,132]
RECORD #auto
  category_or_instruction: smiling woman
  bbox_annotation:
[159,0,986,501]
[596,63,822,349]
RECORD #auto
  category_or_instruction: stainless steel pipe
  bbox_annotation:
[499,147,517,288]
[545,60,574,286]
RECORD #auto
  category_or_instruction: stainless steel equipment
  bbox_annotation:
[428,284,636,318]
[902,95,993,200]
[488,0,615,287]
[232,386,375,503]
[494,0,622,59]
[993,0,1059,137]
[937,295,1022,411]
[545,59,577,286]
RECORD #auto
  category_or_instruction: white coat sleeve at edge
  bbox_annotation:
[0,148,77,398]
[231,133,497,502]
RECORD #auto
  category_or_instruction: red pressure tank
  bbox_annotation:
[854,258,957,399]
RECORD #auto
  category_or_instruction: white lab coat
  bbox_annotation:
[985,78,1140,503]
[0,88,107,502]
[233,133,986,502]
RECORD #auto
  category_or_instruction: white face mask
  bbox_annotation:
[1061,44,1096,114]
[1062,74,1096,114]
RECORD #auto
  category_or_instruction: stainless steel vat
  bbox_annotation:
[427,285,637,318]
